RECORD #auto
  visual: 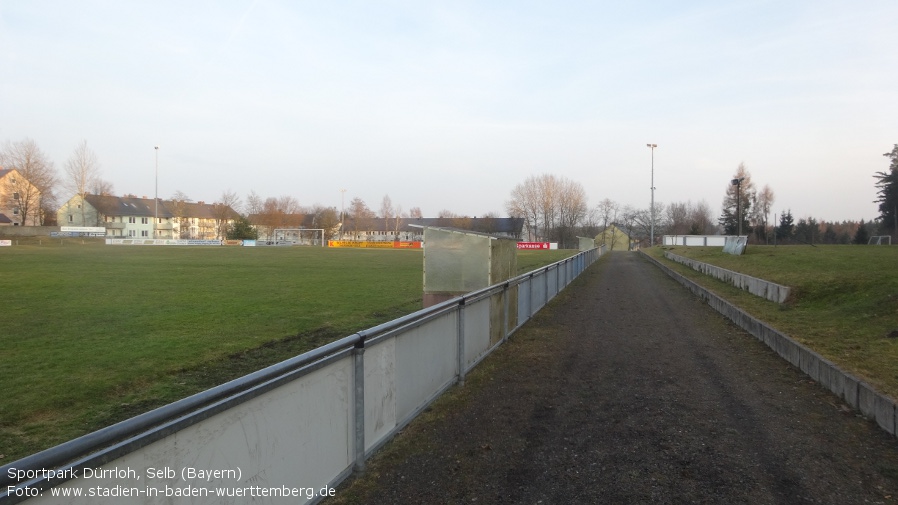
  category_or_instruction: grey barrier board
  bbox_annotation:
[855,381,877,420]
[817,360,838,397]
[641,251,898,441]
[842,374,859,408]
[876,395,897,435]
[663,252,790,303]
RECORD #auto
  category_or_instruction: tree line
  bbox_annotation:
[4,135,894,245]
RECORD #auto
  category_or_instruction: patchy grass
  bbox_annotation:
[0,243,572,462]
[646,245,898,398]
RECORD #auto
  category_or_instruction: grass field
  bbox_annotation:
[0,242,574,462]
[646,245,898,400]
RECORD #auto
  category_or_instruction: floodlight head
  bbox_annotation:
[154,146,159,150]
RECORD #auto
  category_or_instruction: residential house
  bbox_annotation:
[57,194,239,239]
[0,168,41,226]
[596,224,638,251]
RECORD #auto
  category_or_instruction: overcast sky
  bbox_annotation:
[2,1,896,222]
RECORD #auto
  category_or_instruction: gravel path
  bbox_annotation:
[331,252,898,504]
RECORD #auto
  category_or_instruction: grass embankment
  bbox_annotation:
[0,243,574,462]
[646,245,898,398]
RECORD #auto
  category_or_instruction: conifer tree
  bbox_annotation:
[853,219,870,245]
[875,145,898,238]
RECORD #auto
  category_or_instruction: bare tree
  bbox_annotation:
[380,194,394,236]
[63,140,102,224]
[507,174,589,246]
[754,184,775,243]
[665,200,715,236]
[348,197,374,237]
[212,190,242,239]
[618,205,638,250]
[166,191,190,238]
[506,175,549,241]
[308,205,340,239]
[252,195,302,240]
[393,204,403,239]
[245,190,263,217]
[408,206,423,219]
[596,198,619,243]
[90,179,114,196]
[665,202,690,235]
[688,200,714,234]
[0,138,57,225]
[556,177,588,248]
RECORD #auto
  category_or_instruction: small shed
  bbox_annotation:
[578,236,597,251]
[422,226,518,307]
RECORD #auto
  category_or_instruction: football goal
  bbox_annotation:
[868,235,892,245]
[273,229,325,247]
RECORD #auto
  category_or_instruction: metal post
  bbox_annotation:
[457,299,466,386]
[647,143,657,246]
[154,146,159,239]
[352,339,365,473]
[502,283,509,342]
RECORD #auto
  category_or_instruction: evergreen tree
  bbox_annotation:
[718,163,755,235]
[822,224,837,244]
[227,215,259,240]
[853,219,870,245]
[776,210,794,241]
[875,145,898,238]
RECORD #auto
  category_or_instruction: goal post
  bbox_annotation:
[868,235,892,245]
[272,229,326,247]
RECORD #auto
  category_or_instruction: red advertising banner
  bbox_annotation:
[517,242,551,250]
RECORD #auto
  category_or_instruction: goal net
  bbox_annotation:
[273,229,325,246]
[868,235,892,245]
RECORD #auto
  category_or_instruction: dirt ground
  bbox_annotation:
[329,252,898,504]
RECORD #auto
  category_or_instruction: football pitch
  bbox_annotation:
[0,243,574,462]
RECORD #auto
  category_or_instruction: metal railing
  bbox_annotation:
[1,246,604,505]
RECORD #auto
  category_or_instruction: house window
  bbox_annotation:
[13,207,19,215]
[141,230,148,237]
[128,230,136,237]
[141,217,148,224]
[68,215,73,222]
[128,217,136,224]
[13,192,19,200]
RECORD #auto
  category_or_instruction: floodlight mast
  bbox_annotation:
[647,144,657,247]
[154,146,159,239]
[731,176,745,236]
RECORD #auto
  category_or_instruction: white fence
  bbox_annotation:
[663,235,729,247]
[1,246,604,505]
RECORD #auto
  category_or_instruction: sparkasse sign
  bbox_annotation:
[517,242,550,250]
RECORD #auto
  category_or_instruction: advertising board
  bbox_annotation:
[516,242,551,250]
[328,241,422,249]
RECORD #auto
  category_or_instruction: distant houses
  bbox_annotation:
[0,168,42,226]
[4,183,525,244]
[57,194,240,240]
